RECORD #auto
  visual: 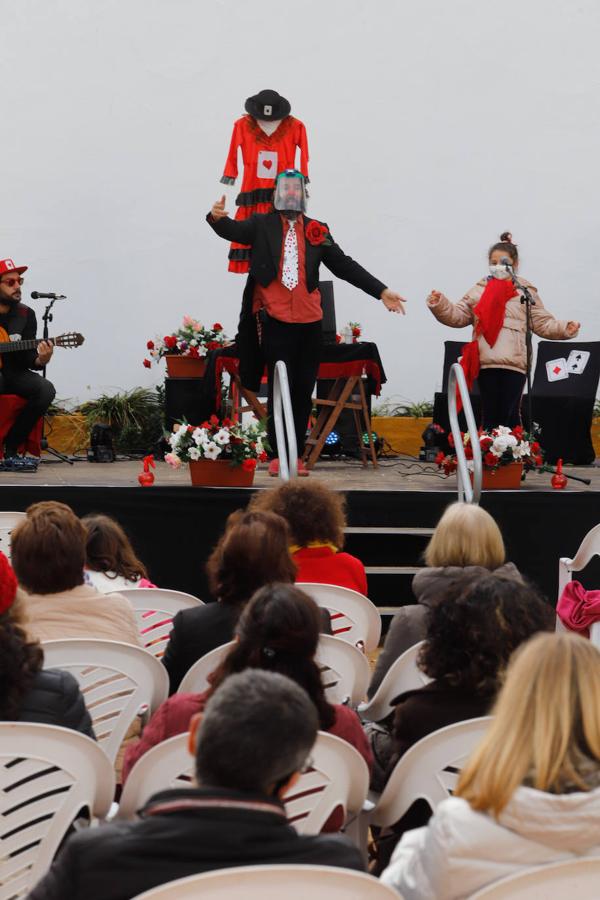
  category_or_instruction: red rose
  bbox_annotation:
[242,458,257,472]
[207,341,219,351]
[351,326,361,337]
[201,421,210,429]
[146,340,155,350]
[448,433,455,448]
[209,415,220,426]
[534,454,543,466]
[164,335,177,349]
[187,425,195,433]
[213,323,223,331]
[435,451,445,466]
[480,436,493,450]
[464,444,473,460]
[512,425,524,439]
[188,346,200,358]
[335,333,342,344]
[143,358,152,368]
[305,219,329,246]
[222,418,232,427]
[531,441,541,454]
[484,451,497,467]
[259,450,268,462]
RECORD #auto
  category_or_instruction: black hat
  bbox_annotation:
[245,89,291,121]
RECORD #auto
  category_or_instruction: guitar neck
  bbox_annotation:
[0,337,54,354]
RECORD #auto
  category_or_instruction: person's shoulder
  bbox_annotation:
[295,832,364,869]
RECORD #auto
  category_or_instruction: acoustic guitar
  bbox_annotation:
[0,329,84,369]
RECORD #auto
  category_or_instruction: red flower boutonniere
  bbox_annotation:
[305,220,331,247]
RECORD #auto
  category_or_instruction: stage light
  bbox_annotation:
[325,430,340,446]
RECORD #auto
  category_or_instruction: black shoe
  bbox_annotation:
[0,456,39,472]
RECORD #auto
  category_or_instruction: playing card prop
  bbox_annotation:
[546,350,590,383]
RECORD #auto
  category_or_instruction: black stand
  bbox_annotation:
[39,300,74,465]
[509,271,536,432]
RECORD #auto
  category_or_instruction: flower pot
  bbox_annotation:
[165,355,206,378]
[188,459,255,487]
[475,462,524,490]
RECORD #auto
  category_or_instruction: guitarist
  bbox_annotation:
[0,259,55,461]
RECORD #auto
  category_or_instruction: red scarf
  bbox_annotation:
[457,278,517,411]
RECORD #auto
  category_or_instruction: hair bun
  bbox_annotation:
[500,231,514,244]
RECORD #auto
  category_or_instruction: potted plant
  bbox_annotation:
[164,415,268,487]
[371,397,434,456]
[142,317,228,378]
[435,425,544,489]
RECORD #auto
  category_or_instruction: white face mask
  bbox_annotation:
[489,264,512,280]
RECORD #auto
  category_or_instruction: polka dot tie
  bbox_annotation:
[281,221,299,290]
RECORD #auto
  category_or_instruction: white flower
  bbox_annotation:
[188,446,201,460]
[164,452,181,469]
[203,441,222,460]
[504,435,517,449]
[198,346,207,357]
[193,427,208,445]
[513,441,530,459]
[213,428,230,446]
[496,426,512,436]
[492,436,509,455]
[189,340,198,347]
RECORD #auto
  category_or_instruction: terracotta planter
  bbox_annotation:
[188,459,255,487]
[165,355,206,378]
[473,462,524,490]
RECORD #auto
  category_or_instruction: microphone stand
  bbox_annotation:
[39,299,75,465]
[507,267,536,436]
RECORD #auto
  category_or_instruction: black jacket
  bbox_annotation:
[28,786,364,900]
[0,303,40,371]
[162,602,238,694]
[206,211,388,390]
[18,668,95,738]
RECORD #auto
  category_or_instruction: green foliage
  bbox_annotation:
[77,387,165,453]
[372,396,434,418]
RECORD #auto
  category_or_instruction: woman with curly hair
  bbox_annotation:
[382,632,600,898]
[162,509,297,693]
[249,480,367,595]
[0,550,94,736]
[125,583,372,799]
[369,502,521,697]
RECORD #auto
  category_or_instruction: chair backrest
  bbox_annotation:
[117,733,193,819]
[131,864,399,899]
[0,722,115,899]
[296,582,382,651]
[359,641,430,722]
[0,510,25,560]
[557,522,600,602]
[470,858,600,898]
[316,634,371,706]
[283,731,369,834]
[41,639,169,764]
[119,731,369,839]
[176,640,236,694]
[177,637,369,706]
[370,717,492,828]
[107,588,204,659]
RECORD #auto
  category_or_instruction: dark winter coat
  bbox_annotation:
[17,667,95,738]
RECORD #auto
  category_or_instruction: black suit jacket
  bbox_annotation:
[207,212,388,390]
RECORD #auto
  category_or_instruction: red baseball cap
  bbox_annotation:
[0,258,28,277]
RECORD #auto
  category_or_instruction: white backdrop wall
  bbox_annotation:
[3,0,599,406]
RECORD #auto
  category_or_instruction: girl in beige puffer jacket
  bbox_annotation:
[427,232,580,429]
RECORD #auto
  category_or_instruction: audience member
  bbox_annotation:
[0,550,94,737]
[11,501,140,646]
[30,670,364,900]
[369,502,522,697]
[82,514,155,592]
[249,480,368,595]
[162,510,296,693]
[381,632,600,898]
[125,583,372,789]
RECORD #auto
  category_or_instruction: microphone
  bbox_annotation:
[30,291,67,300]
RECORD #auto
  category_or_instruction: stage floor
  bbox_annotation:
[3,455,599,491]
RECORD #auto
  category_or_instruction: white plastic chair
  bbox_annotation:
[41,639,169,764]
[359,717,492,856]
[0,510,25,560]
[283,731,369,836]
[470,857,600,898]
[117,733,193,819]
[296,582,382,651]
[556,522,600,642]
[119,731,369,842]
[108,588,204,659]
[131,864,399,899]
[316,633,371,706]
[0,722,115,900]
[176,641,236,694]
[177,636,369,706]
[359,641,430,722]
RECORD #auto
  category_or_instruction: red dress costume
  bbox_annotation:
[220,115,310,273]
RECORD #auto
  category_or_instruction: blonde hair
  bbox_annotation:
[424,502,505,569]
[456,632,600,816]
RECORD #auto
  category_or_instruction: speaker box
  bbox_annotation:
[164,377,204,431]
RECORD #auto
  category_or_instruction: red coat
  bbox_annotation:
[294,546,368,597]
